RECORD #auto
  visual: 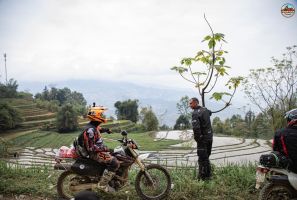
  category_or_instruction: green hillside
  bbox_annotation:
[1,98,138,132]
[0,98,56,131]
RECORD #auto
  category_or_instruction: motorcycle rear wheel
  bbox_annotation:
[57,170,92,200]
[135,164,171,200]
[259,182,296,200]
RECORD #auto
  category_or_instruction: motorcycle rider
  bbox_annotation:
[272,108,297,173]
[74,103,119,192]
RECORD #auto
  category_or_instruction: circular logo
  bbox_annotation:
[79,164,85,169]
[281,3,295,18]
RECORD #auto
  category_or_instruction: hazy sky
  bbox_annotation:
[0,0,296,91]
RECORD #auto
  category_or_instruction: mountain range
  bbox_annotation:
[18,79,245,126]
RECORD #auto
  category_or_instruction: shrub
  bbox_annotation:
[56,104,78,133]
[0,102,23,130]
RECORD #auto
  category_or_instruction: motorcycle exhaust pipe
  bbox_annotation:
[270,175,289,183]
[69,183,97,191]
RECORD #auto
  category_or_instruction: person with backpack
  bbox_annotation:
[272,108,297,173]
[74,103,119,192]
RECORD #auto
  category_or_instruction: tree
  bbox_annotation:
[245,110,255,128]
[0,102,23,130]
[159,124,171,131]
[251,113,272,138]
[114,99,139,123]
[229,115,248,137]
[43,86,50,101]
[0,79,18,98]
[56,104,79,133]
[174,114,191,130]
[176,96,191,118]
[35,86,87,115]
[57,87,71,105]
[171,15,243,113]
[212,116,224,134]
[174,96,192,130]
[140,107,159,131]
[243,45,297,130]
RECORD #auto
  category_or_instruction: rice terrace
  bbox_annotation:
[0,97,274,200]
[1,1,297,199]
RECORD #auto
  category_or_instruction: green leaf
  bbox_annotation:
[208,39,216,49]
[202,35,212,42]
[200,57,209,64]
[171,66,188,73]
[214,33,226,42]
[211,92,222,101]
[217,50,224,56]
[210,92,232,101]
[225,76,244,89]
[181,58,194,66]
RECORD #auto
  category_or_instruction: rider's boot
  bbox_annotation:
[97,169,116,192]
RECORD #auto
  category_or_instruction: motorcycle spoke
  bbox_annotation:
[138,167,169,198]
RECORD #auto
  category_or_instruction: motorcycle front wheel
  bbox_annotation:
[259,182,296,200]
[135,164,171,200]
[57,170,93,200]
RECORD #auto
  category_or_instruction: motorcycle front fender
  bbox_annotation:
[138,153,152,161]
[288,172,297,190]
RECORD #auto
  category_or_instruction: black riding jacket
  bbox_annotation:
[273,125,297,173]
[191,106,213,141]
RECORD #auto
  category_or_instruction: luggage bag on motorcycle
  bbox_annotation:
[260,151,289,168]
[71,158,105,176]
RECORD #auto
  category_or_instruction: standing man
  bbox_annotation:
[189,97,213,180]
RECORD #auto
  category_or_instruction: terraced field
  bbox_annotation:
[0,98,56,132]
[5,130,271,169]
[148,131,271,167]
[1,98,138,138]
[1,98,271,168]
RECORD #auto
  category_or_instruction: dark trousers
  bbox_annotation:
[196,139,213,180]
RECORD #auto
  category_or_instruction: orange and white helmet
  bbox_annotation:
[87,104,107,123]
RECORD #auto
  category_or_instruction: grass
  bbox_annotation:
[0,161,259,200]
[4,130,182,151]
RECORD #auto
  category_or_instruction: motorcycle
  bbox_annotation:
[256,165,297,200]
[54,131,172,200]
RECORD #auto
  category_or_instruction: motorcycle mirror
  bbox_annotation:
[121,130,128,136]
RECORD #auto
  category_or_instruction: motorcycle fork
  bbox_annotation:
[129,147,145,171]
[130,148,156,187]
[134,157,156,188]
